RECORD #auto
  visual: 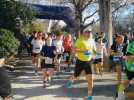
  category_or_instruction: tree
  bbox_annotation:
[51,21,63,33]
[98,0,113,47]
[0,28,20,57]
[0,0,35,32]
[112,0,130,33]
[22,20,48,33]
[61,0,98,32]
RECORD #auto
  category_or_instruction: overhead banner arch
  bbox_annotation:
[26,4,77,33]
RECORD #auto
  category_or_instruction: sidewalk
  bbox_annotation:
[9,56,133,100]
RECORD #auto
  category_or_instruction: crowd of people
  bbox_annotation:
[25,30,134,100]
[0,30,134,100]
[26,31,73,88]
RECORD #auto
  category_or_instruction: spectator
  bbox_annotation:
[0,58,12,100]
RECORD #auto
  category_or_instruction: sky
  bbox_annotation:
[115,4,134,22]
[83,2,134,25]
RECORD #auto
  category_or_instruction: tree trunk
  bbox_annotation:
[99,0,113,48]
[99,0,113,71]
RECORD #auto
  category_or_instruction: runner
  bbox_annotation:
[116,37,134,100]
[31,32,45,75]
[53,32,64,72]
[109,35,125,85]
[66,30,96,100]
[41,34,56,88]
[93,37,107,75]
[63,34,73,72]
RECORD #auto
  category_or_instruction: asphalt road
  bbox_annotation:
[7,57,134,100]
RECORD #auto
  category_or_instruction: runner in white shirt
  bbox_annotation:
[93,37,107,75]
[53,33,64,72]
[31,32,45,75]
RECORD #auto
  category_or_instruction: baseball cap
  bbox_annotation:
[83,30,92,34]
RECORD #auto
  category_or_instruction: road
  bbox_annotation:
[8,56,134,100]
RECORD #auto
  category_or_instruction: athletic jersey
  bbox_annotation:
[41,45,56,58]
[110,42,124,61]
[31,39,44,53]
[63,35,73,52]
[75,36,96,61]
[53,39,64,53]
[95,42,106,59]
[126,41,134,72]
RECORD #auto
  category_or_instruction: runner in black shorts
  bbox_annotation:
[93,37,107,75]
[41,39,56,88]
[109,35,125,85]
[66,31,96,100]
[116,39,134,100]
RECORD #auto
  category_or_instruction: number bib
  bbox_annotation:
[113,56,121,61]
[45,57,53,64]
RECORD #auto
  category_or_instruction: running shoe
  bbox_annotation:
[34,71,39,76]
[115,92,125,100]
[86,96,93,100]
[66,80,73,88]
[115,84,126,100]
[43,81,47,88]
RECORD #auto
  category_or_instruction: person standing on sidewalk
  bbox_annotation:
[66,30,96,100]
[0,58,12,100]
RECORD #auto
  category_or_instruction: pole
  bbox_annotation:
[47,0,53,33]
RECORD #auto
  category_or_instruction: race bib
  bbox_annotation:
[84,51,91,56]
[45,57,53,64]
[113,56,120,61]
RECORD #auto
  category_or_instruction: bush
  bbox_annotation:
[0,28,20,57]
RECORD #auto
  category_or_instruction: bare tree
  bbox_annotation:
[99,0,113,47]
[65,0,98,32]
[112,0,129,33]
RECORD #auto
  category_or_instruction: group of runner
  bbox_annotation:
[0,30,134,100]
[28,31,73,88]
[27,30,134,100]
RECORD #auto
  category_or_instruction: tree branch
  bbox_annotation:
[112,0,129,14]
[85,0,129,27]
[82,0,93,11]
[71,0,77,7]
[83,10,98,23]
[83,20,94,29]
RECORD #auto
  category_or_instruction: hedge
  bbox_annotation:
[0,28,20,57]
